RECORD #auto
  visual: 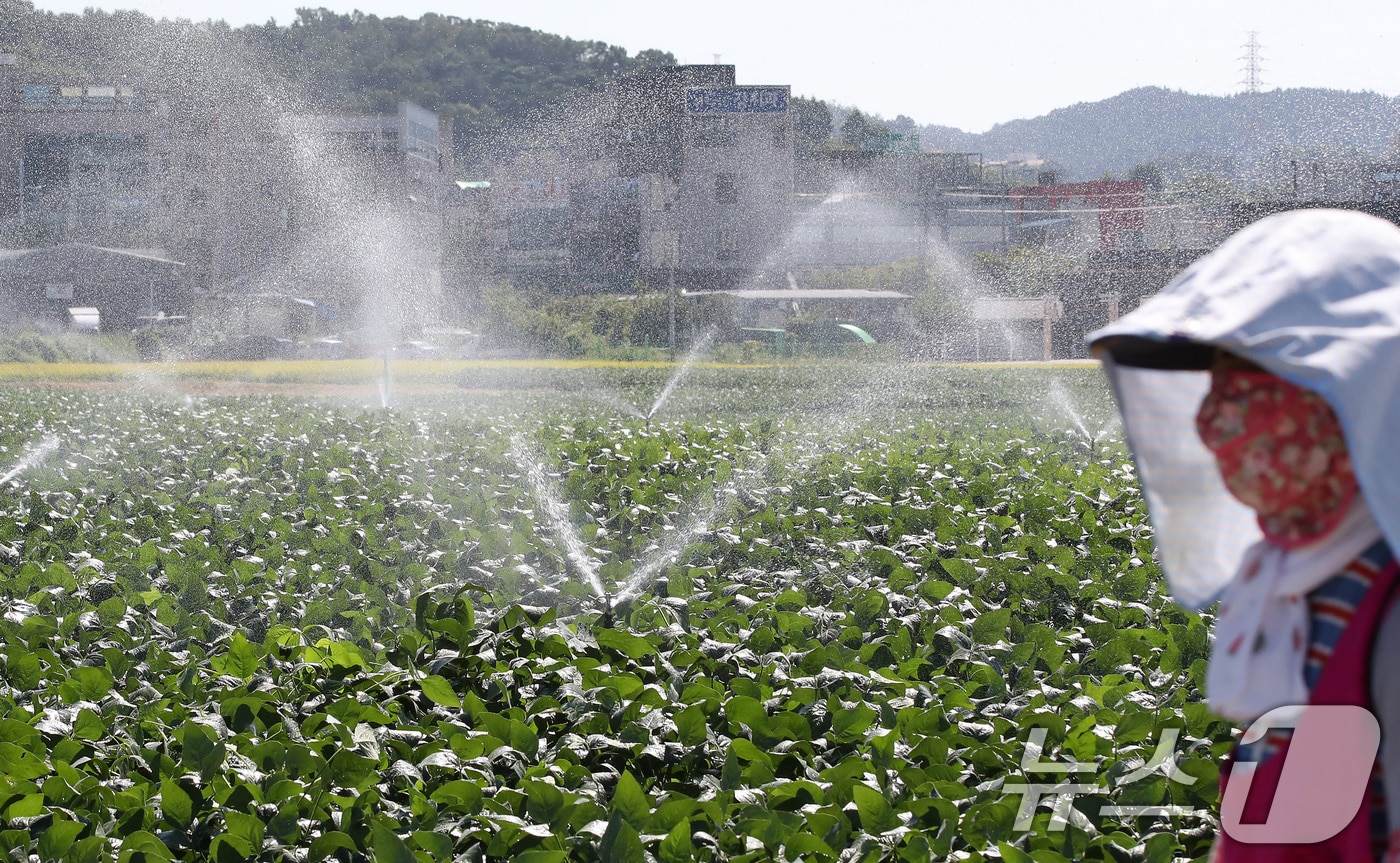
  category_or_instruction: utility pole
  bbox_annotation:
[668,262,676,361]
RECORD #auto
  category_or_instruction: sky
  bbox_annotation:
[27,0,1400,133]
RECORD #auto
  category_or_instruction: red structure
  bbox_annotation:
[1008,180,1146,249]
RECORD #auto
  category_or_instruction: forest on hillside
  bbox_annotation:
[0,2,678,154]
[5,2,1397,184]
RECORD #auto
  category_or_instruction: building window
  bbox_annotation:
[690,116,736,147]
[508,208,569,251]
[716,228,738,260]
[715,173,738,205]
[22,85,51,110]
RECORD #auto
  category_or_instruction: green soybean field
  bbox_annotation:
[0,365,1230,863]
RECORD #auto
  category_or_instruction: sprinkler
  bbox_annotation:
[601,588,615,629]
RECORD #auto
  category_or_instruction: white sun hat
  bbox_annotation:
[1088,208,1400,609]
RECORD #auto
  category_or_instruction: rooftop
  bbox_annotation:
[682,289,912,300]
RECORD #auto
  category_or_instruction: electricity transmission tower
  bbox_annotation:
[1240,31,1264,94]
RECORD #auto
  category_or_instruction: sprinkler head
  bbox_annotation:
[601,592,615,629]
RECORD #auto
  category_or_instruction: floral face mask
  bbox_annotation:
[1195,370,1358,549]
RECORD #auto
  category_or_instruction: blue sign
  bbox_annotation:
[685,87,789,114]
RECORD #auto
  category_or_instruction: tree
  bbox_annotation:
[791,96,833,155]
[1128,163,1165,192]
[632,49,675,67]
[972,248,1077,298]
[839,108,890,150]
[889,114,919,135]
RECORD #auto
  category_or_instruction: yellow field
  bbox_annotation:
[0,356,1099,385]
[0,357,779,384]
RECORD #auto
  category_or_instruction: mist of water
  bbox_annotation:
[378,354,394,409]
[507,434,605,598]
[1047,379,1094,442]
[0,436,61,486]
[646,328,715,423]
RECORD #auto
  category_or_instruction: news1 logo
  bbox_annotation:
[1222,705,1381,844]
[1005,706,1381,841]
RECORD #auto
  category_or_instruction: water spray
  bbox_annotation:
[0,436,60,486]
[646,328,716,428]
[508,434,608,597]
[379,352,393,409]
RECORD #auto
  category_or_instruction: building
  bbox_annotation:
[205,101,453,340]
[788,151,983,268]
[1005,180,1148,252]
[0,243,183,331]
[0,64,213,294]
[477,65,793,295]
[0,53,453,338]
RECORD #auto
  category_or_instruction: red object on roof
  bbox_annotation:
[1008,179,1146,248]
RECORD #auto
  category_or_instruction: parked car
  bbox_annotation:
[300,338,347,359]
[198,335,298,361]
[393,340,440,359]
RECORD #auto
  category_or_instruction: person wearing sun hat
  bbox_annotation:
[1089,208,1400,862]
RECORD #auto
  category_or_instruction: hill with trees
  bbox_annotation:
[923,86,1400,183]
[0,2,675,158]
[5,3,1398,185]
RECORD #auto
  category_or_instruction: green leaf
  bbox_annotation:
[786,832,837,858]
[429,780,484,812]
[212,632,262,680]
[830,705,877,743]
[411,831,454,857]
[852,783,900,834]
[370,821,417,863]
[320,639,367,670]
[522,779,565,824]
[97,596,127,626]
[329,749,378,790]
[658,820,694,863]
[999,842,1035,863]
[118,831,174,861]
[66,666,114,701]
[6,652,39,690]
[73,708,106,741]
[6,792,43,817]
[674,704,707,747]
[224,810,265,853]
[159,778,193,829]
[939,558,979,584]
[611,770,651,828]
[308,832,359,863]
[37,819,84,862]
[1142,833,1180,863]
[209,835,252,863]
[420,675,461,708]
[599,813,646,863]
[596,628,656,660]
[971,608,1013,644]
[722,695,768,733]
[0,741,48,779]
